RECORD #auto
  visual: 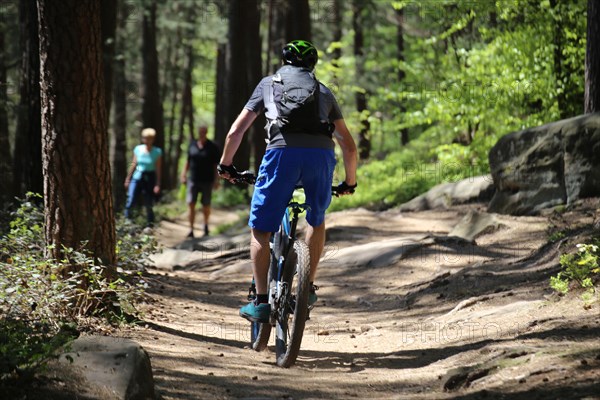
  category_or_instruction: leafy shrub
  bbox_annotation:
[550,242,600,306]
[0,195,155,380]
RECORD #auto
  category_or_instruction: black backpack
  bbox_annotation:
[268,65,333,138]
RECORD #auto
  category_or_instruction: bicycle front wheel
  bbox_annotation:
[275,240,310,367]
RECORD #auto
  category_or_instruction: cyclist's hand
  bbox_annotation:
[335,181,357,196]
[217,163,239,183]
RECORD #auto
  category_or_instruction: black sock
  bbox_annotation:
[309,282,315,292]
[255,294,268,304]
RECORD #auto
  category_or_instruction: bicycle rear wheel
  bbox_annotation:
[275,240,310,367]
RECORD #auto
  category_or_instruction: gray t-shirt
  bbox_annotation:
[244,74,343,150]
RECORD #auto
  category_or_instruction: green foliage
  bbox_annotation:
[329,140,487,211]
[550,243,600,306]
[0,195,155,380]
[212,185,251,208]
[317,0,586,211]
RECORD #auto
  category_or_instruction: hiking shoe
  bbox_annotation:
[308,285,319,306]
[239,302,270,323]
[204,224,210,236]
[187,230,194,238]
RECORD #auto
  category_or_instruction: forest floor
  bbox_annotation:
[118,200,600,400]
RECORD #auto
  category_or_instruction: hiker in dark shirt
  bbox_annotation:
[181,126,221,237]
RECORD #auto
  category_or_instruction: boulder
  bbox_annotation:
[488,112,600,215]
[399,175,495,212]
[59,336,156,400]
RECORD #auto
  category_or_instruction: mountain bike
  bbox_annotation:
[234,171,339,368]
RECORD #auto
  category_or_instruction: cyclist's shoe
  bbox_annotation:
[239,302,270,323]
[308,285,319,307]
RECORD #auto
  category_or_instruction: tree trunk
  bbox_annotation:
[37,0,116,268]
[13,0,42,198]
[286,0,311,42]
[266,0,287,74]
[0,27,11,202]
[331,0,342,75]
[165,29,182,189]
[101,0,117,125]
[214,42,227,148]
[549,0,569,119]
[246,0,265,173]
[112,1,128,212]
[585,0,600,113]
[353,1,370,160]
[224,0,260,171]
[141,0,167,185]
[186,46,195,143]
[396,7,409,146]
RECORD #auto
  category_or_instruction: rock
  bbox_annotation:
[447,211,503,242]
[399,175,495,212]
[488,112,600,215]
[59,335,156,400]
[327,235,433,268]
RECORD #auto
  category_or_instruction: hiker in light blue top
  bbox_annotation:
[124,128,163,226]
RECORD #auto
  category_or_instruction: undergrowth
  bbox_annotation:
[550,239,600,308]
[0,194,157,381]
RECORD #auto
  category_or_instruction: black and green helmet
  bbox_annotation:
[282,40,318,70]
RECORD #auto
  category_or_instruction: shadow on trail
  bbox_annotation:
[294,339,495,371]
[141,320,248,348]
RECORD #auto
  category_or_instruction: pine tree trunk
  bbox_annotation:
[585,0,600,113]
[171,45,193,187]
[353,1,370,160]
[246,0,265,173]
[266,0,287,74]
[13,0,42,198]
[214,43,227,148]
[396,7,409,146]
[0,27,11,202]
[112,1,128,212]
[37,0,116,269]
[331,0,342,76]
[286,0,311,41]
[101,0,117,124]
[141,0,167,185]
[224,0,259,171]
[166,29,182,189]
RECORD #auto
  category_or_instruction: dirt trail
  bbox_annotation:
[120,203,600,400]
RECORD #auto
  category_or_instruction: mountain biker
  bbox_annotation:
[218,40,358,323]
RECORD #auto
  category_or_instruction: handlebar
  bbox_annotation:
[229,171,350,196]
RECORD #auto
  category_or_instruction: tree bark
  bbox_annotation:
[101,0,117,125]
[353,0,371,160]
[214,42,227,148]
[13,0,42,198]
[246,0,265,173]
[585,0,600,113]
[0,26,11,202]
[141,0,167,184]
[224,0,261,171]
[165,29,181,189]
[112,1,128,212]
[266,0,287,74]
[396,7,409,146]
[286,0,311,42]
[37,0,116,268]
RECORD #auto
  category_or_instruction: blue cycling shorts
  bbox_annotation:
[248,147,337,232]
